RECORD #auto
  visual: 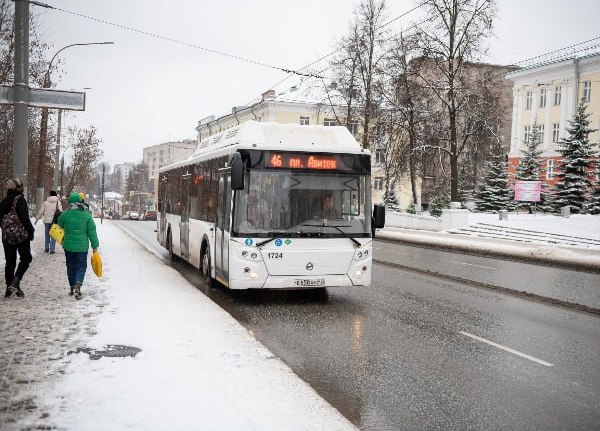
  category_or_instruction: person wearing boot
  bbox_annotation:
[57,192,99,300]
[0,179,34,298]
[35,190,62,253]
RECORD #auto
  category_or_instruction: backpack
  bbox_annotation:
[1,195,29,245]
[52,201,62,225]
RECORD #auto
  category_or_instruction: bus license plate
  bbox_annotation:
[294,278,325,287]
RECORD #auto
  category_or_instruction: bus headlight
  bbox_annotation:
[243,267,259,279]
[356,265,368,278]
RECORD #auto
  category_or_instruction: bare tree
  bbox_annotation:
[378,33,429,206]
[63,126,103,195]
[415,0,497,201]
[330,0,389,149]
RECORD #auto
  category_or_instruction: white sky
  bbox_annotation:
[32,0,600,167]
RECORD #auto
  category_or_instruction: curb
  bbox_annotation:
[376,230,600,273]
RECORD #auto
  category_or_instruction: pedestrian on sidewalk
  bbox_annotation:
[0,179,34,298]
[58,192,99,300]
[35,190,62,254]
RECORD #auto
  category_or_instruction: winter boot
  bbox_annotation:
[69,286,74,296]
[9,276,24,298]
[4,285,13,298]
[73,282,82,300]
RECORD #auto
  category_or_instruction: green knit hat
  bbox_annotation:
[68,192,83,203]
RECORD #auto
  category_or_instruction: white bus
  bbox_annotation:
[157,121,385,290]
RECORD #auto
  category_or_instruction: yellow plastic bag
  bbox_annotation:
[91,250,103,278]
[49,223,64,244]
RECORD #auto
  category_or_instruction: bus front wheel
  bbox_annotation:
[167,230,177,262]
[201,246,213,288]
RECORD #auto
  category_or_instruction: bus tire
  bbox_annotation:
[167,229,177,262]
[201,243,213,288]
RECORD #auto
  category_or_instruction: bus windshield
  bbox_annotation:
[232,169,372,238]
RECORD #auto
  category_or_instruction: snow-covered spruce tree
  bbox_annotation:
[553,100,597,213]
[383,189,400,211]
[475,154,512,212]
[516,119,543,181]
[514,119,554,211]
[585,162,600,215]
[515,119,543,211]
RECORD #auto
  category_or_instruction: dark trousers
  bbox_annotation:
[44,223,56,252]
[65,251,88,287]
[3,240,32,286]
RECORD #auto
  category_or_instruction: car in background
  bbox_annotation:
[143,210,157,221]
[127,211,140,220]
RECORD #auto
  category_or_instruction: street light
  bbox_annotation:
[35,41,114,210]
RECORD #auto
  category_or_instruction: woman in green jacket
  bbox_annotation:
[58,192,99,300]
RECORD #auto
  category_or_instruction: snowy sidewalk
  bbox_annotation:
[379,213,600,271]
[1,221,356,431]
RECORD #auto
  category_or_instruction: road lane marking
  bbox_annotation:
[459,331,554,367]
[449,260,496,270]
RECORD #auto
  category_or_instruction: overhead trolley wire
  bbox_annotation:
[270,0,431,89]
[27,0,323,79]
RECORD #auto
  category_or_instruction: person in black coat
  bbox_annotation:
[0,179,34,297]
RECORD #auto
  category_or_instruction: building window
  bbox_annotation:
[324,118,337,126]
[299,116,310,125]
[538,124,544,143]
[373,177,384,191]
[525,90,532,110]
[524,125,531,142]
[347,121,358,135]
[546,159,554,180]
[375,149,385,165]
[554,86,561,105]
[539,88,546,108]
[552,123,560,143]
[583,81,591,103]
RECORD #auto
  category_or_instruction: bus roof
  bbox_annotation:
[160,121,368,173]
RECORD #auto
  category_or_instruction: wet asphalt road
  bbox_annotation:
[120,221,600,430]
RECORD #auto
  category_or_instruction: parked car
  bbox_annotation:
[144,210,157,221]
[128,211,140,220]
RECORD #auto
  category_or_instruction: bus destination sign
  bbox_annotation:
[267,153,338,170]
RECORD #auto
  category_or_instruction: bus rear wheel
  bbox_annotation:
[167,231,177,262]
[201,247,213,288]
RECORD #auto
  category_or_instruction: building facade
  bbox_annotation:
[143,140,197,181]
[505,51,600,185]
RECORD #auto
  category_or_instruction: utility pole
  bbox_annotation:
[13,0,30,196]
[101,164,105,224]
[52,109,62,191]
[35,42,112,211]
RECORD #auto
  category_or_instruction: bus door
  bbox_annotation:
[158,175,167,244]
[215,170,231,284]
[180,170,192,260]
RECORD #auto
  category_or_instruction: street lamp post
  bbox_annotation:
[35,41,114,211]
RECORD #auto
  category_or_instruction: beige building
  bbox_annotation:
[505,50,600,185]
[197,86,352,141]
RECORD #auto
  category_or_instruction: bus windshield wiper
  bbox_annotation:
[256,237,276,247]
[300,222,362,247]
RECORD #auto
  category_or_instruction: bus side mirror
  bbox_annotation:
[373,204,385,228]
[231,153,244,190]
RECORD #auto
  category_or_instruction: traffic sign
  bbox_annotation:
[0,85,85,110]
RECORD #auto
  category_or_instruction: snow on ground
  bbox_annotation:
[465,213,600,240]
[35,222,356,431]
